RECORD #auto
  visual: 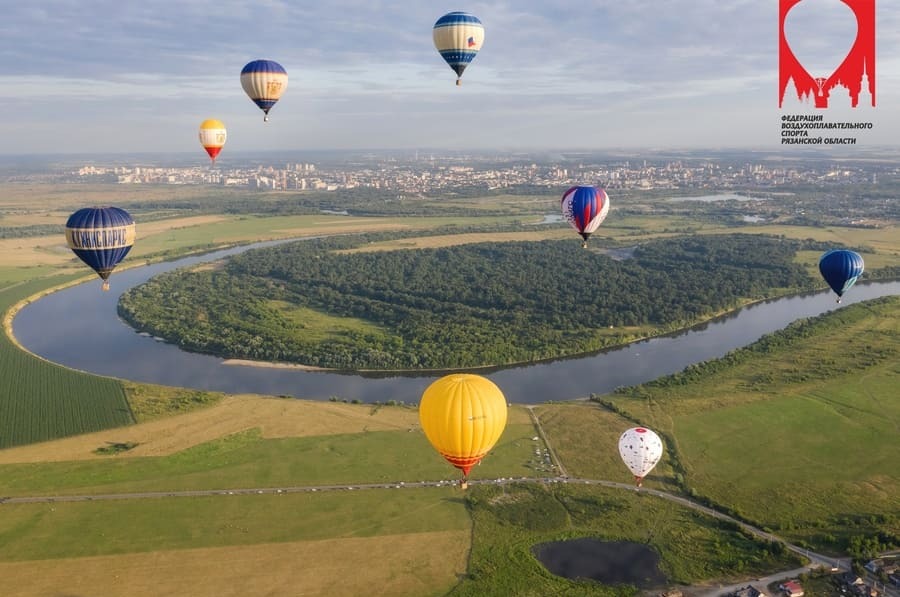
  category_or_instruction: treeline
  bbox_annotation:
[615,296,900,393]
[119,234,819,370]
[123,186,549,219]
[0,224,63,239]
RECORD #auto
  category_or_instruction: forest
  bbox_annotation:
[118,234,824,370]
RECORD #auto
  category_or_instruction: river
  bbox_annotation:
[11,241,900,404]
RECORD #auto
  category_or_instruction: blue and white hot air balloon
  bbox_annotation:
[560,185,610,248]
[819,249,864,303]
[240,59,288,121]
[433,12,484,85]
[65,206,136,292]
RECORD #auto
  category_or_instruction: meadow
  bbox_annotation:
[0,184,897,595]
[602,297,900,553]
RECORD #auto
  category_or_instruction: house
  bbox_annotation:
[733,585,766,597]
[779,580,804,597]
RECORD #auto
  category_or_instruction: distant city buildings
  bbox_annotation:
[67,155,889,194]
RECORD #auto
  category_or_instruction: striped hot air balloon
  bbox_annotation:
[433,12,484,86]
[819,249,864,303]
[198,119,227,164]
[240,59,288,121]
[419,374,507,488]
[560,185,610,248]
[65,207,136,292]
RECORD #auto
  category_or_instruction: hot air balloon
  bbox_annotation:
[198,119,227,164]
[819,249,864,303]
[419,373,508,489]
[65,206,136,292]
[240,59,288,121]
[433,11,484,86]
[561,185,610,248]
[618,427,663,488]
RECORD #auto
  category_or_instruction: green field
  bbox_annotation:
[604,297,900,552]
[0,186,897,594]
[0,422,540,496]
[0,276,133,449]
[269,300,390,343]
[452,483,802,596]
[0,488,469,561]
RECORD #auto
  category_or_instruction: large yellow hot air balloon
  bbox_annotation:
[198,119,227,164]
[419,373,508,488]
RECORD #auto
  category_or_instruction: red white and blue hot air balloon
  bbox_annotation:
[818,249,864,303]
[560,185,610,248]
[433,12,484,86]
[65,206,136,292]
[240,59,288,121]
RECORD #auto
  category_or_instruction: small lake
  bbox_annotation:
[11,240,900,404]
[532,538,668,588]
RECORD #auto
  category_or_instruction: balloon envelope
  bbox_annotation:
[433,12,484,84]
[561,185,610,245]
[65,206,136,291]
[819,249,864,300]
[419,374,507,480]
[198,119,227,162]
[240,60,288,120]
[618,427,663,486]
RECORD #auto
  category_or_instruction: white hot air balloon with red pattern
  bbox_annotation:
[618,427,663,488]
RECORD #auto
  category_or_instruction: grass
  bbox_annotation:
[123,382,225,423]
[0,530,470,597]
[0,488,470,560]
[606,297,900,551]
[450,482,802,596]
[0,418,541,496]
[534,403,679,491]
[268,300,390,342]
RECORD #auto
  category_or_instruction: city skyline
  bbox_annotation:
[2,1,898,155]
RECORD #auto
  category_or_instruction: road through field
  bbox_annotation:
[0,475,847,578]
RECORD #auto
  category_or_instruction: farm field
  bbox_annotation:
[0,185,897,595]
[0,396,803,597]
[0,276,133,449]
[0,404,537,496]
[0,492,471,597]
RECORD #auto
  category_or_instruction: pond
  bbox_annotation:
[532,538,668,588]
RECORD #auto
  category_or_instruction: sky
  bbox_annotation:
[1,0,898,155]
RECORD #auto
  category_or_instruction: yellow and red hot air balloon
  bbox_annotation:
[198,119,227,164]
[419,373,508,489]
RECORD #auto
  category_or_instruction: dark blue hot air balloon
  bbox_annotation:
[818,249,864,303]
[240,59,288,121]
[65,206,136,292]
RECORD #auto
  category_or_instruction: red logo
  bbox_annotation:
[779,0,875,108]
